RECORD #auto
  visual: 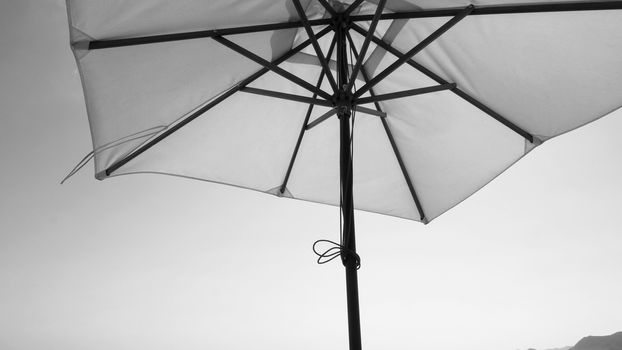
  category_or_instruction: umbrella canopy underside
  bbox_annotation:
[67,0,622,222]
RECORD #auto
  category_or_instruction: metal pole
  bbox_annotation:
[336,17,362,350]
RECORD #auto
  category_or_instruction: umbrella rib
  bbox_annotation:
[346,0,386,93]
[350,24,535,143]
[212,35,333,101]
[104,26,332,176]
[356,84,456,104]
[412,61,536,143]
[344,0,367,16]
[84,2,622,50]
[317,0,338,17]
[349,1,622,22]
[87,18,332,50]
[240,87,333,107]
[353,5,474,99]
[292,0,339,93]
[279,34,338,194]
[346,32,427,222]
[379,113,427,222]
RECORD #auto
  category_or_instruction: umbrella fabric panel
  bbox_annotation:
[379,89,528,221]
[66,0,314,41]
[285,115,341,208]
[109,60,328,195]
[350,114,421,220]
[361,55,528,220]
[388,11,622,140]
[71,30,299,174]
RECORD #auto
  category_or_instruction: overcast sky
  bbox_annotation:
[1,1,621,350]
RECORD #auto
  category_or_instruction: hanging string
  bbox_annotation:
[60,125,167,184]
[60,150,95,184]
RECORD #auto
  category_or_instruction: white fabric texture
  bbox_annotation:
[67,1,622,222]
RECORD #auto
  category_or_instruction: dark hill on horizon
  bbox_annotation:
[526,332,621,350]
[571,332,622,350]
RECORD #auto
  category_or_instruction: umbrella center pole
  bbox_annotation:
[340,106,362,350]
[335,16,362,350]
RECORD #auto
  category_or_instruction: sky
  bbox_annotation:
[1,1,621,350]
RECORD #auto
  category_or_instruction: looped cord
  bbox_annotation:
[313,239,361,270]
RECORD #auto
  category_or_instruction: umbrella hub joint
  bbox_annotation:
[332,89,354,113]
[331,12,352,30]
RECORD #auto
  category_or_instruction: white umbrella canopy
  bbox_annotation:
[66,1,622,348]
[67,0,622,223]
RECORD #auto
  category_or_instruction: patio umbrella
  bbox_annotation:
[65,1,622,349]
